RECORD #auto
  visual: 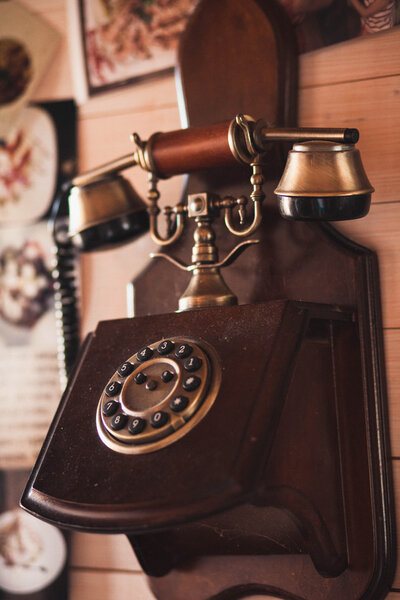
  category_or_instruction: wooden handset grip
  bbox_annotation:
[138,119,359,178]
[148,120,235,178]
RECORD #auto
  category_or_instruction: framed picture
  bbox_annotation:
[278,0,400,53]
[73,0,199,98]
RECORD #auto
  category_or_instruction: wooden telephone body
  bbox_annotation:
[22,1,395,599]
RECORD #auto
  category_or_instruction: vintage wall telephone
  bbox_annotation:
[21,1,395,599]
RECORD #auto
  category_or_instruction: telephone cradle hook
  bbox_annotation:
[150,239,260,312]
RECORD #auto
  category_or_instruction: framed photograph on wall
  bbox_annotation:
[277,0,400,53]
[71,0,199,98]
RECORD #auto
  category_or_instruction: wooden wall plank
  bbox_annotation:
[80,234,155,334]
[78,105,181,175]
[79,76,178,119]
[70,533,142,572]
[329,204,400,329]
[299,75,400,203]
[69,568,289,600]
[77,105,184,332]
[77,104,183,214]
[70,569,155,600]
[299,27,400,89]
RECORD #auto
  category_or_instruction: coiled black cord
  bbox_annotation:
[49,183,80,388]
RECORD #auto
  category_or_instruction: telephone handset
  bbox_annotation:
[97,337,220,453]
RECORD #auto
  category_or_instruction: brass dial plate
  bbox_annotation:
[96,337,221,454]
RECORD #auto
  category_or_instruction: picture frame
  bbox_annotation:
[71,0,199,99]
[278,0,400,53]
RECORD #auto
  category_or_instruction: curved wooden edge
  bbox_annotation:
[319,222,397,595]
[21,482,249,536]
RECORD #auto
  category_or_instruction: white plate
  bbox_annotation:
[0,508,66,594]
[0,106,57,225]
